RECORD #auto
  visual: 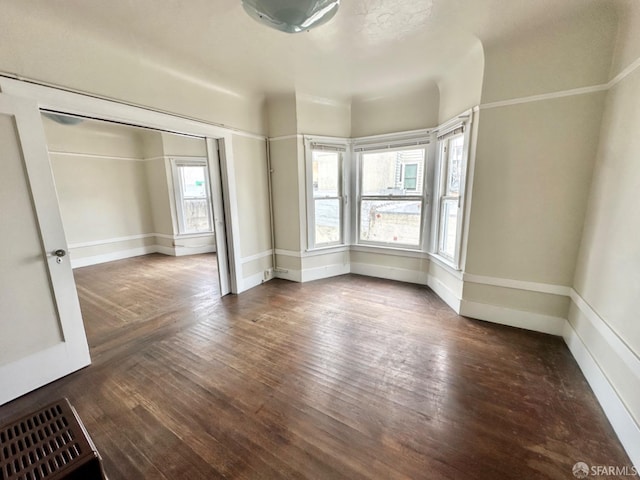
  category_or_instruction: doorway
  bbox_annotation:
[40,113,228,345]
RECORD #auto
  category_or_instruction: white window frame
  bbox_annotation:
[353,130,432,251]
[431,111,473,269]
[171,157,214,235]
[304,136,350,250]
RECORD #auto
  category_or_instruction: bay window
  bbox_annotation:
[433,114,472,268]
[355,136,430,249]
[305,138,348,249]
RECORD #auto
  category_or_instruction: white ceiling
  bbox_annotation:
[4,0,613,101]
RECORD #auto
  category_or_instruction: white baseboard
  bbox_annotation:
[563,321,640,468]
[0,343,90,406]
[301,263,350,282]
[174,245,216,256]
[459,300,566,336]
[154,245,176,256]
[274,269,302,282]
[350,262,428,285]
[70,246,156,268]
[427,274,461,313]
[71,244,216,268]
[239,271,267,293]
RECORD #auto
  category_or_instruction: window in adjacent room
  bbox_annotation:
[172,158,214,234]
[357,146,427,248]
[305,138,348,249]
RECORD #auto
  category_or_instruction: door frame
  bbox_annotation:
[0,76,246,294]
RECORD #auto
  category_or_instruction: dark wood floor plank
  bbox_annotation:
[0,253,631,479]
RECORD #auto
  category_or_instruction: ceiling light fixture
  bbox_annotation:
[242,0,340,34]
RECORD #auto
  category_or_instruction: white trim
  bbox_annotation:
[304,245,350,257]
[570,289,640,383]
[301,263,351,282]
[350,262,428,285]
[240,271,268,292]
[274,268,302,282]
[172,232,215,240]
[47,150,147,162]
[154,233,175,240]
[427,253,463,279]
[608,55,640,89]
[352,128,432,145]
[563,322,640,468]
[427,274,462,313]
[463,273,571,296]
[0,72,266,141]
[68,232,217,249]
[459,300,566,336]
[70,245,156,268]
[351,244,427,259]
[269,134,302,142]
[70,243,217,268]
[0,343,89,406]
[174,244,216,256]
[479,84,608,110]
[0,76,242,294]
[170,156,214,236]
[434,109,473,137]
[275,248,302,258]
[241,249,274,264]
[68,233,156,249]
[155,245,176,256]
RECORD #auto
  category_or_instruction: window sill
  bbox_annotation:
[427,253,462,276]
[304,244,350,257]
[176,232,214,239]
[351,244,427,259]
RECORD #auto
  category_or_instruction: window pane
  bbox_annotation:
[183,199,211,233]
[315,198,340,244]
[180,166,207,198]
[312,151,339,198]
[403,163,418,190]
[439,199,458,259]
[360,200,421,246]
[446,136,464,196]
[362,149,425,195]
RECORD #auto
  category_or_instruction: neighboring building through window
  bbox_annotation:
[172,159,214,234]
[358,147,426,247]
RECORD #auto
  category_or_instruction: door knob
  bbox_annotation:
[54,249,66,257]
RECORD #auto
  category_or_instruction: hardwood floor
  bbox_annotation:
[0,253,631,479]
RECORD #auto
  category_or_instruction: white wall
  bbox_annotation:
[232,134,273,287]
[296,95,351,137]
[570,10,640,441]
[480,4,617,104]
[43,117,217,266]
[0,2,267,135]
[351,82,440,137]
[43,116,156,263]
[459,6,617,326]
[437,41,484,124]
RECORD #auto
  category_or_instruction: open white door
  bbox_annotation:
[0,94,90,405]
[207,138,232,295]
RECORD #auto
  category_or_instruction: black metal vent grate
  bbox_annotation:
[0,399,104,480]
